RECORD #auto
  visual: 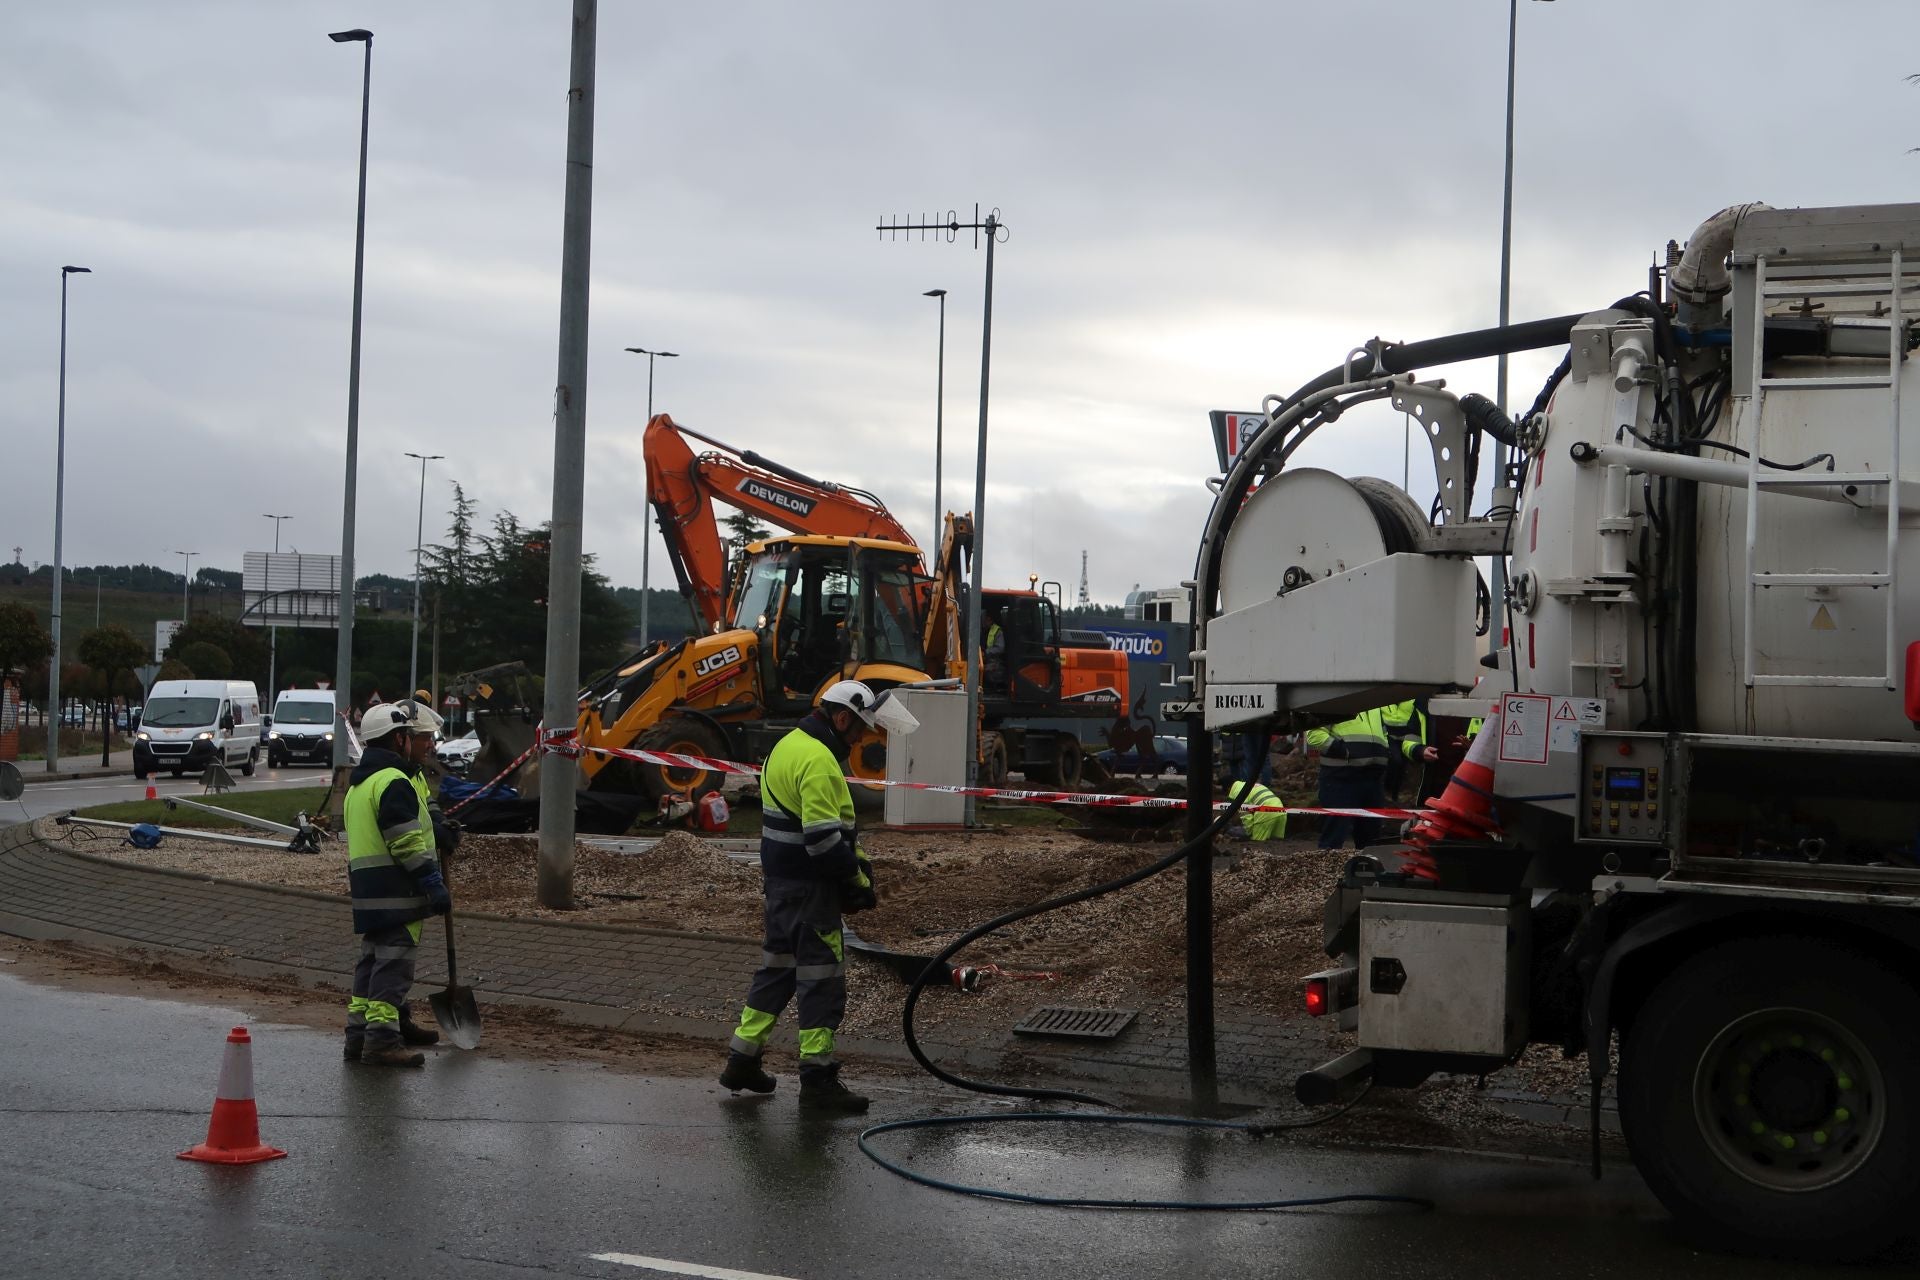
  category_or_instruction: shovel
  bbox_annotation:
[428,905,483,1049]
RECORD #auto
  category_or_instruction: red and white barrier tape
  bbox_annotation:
[535,736,1426,821]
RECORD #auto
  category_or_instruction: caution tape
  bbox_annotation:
[534,735,1427,821]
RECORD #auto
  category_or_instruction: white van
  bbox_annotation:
[267,689,357,768]
[133,680,264,780]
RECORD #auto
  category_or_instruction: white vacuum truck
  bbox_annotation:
[1191,202,1920,1258]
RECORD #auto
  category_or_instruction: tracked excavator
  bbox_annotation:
[455,415,1125,801]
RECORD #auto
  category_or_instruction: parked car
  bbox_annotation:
[1095,734,1188,776]
[435,730,480,775]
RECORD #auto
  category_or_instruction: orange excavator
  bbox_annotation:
[461,415,1125,800]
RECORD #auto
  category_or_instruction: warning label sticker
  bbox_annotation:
[1497,693,1552,765]
[1548,696,1607,753]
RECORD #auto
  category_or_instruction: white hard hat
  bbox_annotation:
[361,700,446,742]
[819,680,918,736]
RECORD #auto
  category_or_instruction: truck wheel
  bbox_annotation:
[133,766,148,781]
[1050,735,1084,790]
[1618,937,1920,1260]
[241,748,257,777]
[630,717,727,803]
[979,732,1009,789]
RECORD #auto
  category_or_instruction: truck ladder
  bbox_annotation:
[1742,249,1908,689]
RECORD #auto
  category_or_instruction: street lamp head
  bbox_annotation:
[625,347,678,358]
[328,29,372,42]
[62,266,91,275]
[924,289,946,298]
[403,451,445,462]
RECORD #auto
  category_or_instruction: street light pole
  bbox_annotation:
[1491,0,1552,657]
[263,513,291,696]
[403,452,443,700]
[329,26,373,764]
[623,346,677,648]
[924,289,947,554]
[46,264,90,771]
[173,551,198,622]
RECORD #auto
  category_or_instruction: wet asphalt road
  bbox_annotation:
[0,970,1897,1279]
[11,766,325,824]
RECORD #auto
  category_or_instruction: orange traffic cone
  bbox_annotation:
[1399,713,1504,882]
[179,1026,288,1165]
[145,785,157,801]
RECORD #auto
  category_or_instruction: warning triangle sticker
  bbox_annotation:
[1505,719,1525,734]
[1553,700,1576,721]
[1810,604,1838,632]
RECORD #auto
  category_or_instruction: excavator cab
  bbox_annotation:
[732,536,927,713]
[982,590,1063,708]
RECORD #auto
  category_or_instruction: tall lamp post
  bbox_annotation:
[46,264,90,771]
[403,452,443,701]
[172,551,199,622]
[329,26,373,765]
[1491,0,1553,655]
[262,513,291,696]
[623,346,677,647]
[923,289,947,554]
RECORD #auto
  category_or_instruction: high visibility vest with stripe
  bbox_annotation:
[345,767,437,934]
[1382,700,1429,761]
[1304,707,1392,768]
[759,722,859,885]
[1227,780,1289,841]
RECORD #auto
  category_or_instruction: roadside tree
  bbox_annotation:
[78,624,145,765]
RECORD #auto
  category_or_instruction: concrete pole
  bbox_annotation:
[961,217,998,828]
[537,0,597,909]
[331,31,373,766]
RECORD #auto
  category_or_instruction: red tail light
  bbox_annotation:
[1304,977,1329,1017]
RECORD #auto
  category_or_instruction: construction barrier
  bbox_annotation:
[461,725,1430,822]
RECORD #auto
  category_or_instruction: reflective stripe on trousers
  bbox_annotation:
[727,883,846,1066]
[348,921,421,1046]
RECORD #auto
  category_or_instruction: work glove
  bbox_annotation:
[419,869,453,916]
[840,848,877,914]
[434,818,464,857]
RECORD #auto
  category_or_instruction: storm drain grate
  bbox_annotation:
[1012,1006,1138,1040]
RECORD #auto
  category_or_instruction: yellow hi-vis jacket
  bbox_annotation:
[1227,780,1288,840]
[1304,707,1392,768]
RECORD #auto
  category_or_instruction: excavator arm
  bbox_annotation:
[643,414,920,632]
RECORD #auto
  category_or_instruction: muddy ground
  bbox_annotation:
[41,809,1606,1157]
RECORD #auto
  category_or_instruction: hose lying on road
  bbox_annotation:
[894,736,1273,1109]
[861,738,1432,1214]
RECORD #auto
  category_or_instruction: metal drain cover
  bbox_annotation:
[1012,1006,1138,1040]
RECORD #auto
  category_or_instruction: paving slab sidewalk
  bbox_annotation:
[0,820,1325,1108]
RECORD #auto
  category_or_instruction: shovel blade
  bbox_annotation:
[429,985,483,1049]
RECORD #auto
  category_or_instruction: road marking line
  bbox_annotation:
[589,1253,801,1280]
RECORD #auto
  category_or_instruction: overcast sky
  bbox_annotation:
[4,1,1917,607]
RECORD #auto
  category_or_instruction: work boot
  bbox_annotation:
[343,1033,364,1061]
[798,1064,869,1114]
[360,1041,427,1068]
[399,1005,441,1047]
[719,1051,777,1094]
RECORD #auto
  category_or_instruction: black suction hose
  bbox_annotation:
[898,735,1272,1108]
